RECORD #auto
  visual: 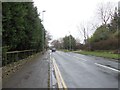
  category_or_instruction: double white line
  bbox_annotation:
[52,58,67,89]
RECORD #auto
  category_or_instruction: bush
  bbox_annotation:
[90,37,118,50]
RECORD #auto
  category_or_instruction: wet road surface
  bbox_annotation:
[2,50,119,88]
[51,51,119,88]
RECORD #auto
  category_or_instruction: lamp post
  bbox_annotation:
[41,10,46,51]
[42,10,46,24]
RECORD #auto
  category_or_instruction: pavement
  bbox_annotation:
[2,51,50,88]
[51,51,119,88]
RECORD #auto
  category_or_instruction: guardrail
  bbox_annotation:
[2,49,37,66]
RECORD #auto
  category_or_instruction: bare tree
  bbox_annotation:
[77,24,86,44]
[77,22,91,44]
[77,21,98,50]
[97,2,115,25]
[45,31,52,49]
[51,38,64,49]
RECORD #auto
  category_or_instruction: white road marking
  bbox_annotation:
[73,56,87,61]
[65,53,87,61]
[66,54,71,56]
[57,51,87,62]
[95,63,120,73]
[50,52,51,57]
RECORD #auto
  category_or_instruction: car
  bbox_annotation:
[52,48,56,52]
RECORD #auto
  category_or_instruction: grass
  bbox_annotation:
[74,50,119,60]
[60,49,71,52]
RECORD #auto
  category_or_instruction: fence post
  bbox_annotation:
[5,53,7,66]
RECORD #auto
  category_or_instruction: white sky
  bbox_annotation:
[33,0,119,43]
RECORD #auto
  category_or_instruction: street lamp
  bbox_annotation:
[41,10,46,51]
[42,10,46,24]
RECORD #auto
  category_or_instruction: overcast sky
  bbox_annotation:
[33,0,119,43]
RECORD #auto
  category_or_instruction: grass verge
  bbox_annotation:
[73,50,119,60]
[59,49,71,52]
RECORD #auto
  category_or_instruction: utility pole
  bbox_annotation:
[83,28,87,44]
[69,31,71,51]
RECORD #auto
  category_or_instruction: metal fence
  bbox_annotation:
[2,49,37,66]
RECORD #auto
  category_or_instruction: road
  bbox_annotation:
[2,50,119,89]
[51,51,119,88]
[3,52,49,88]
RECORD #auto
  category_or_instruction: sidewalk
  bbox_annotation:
[2,51,50,88]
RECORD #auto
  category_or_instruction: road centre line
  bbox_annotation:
[95,63,120,73]
[65,53,87,61]
[73,56,87,61]
[66,53,71,56]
